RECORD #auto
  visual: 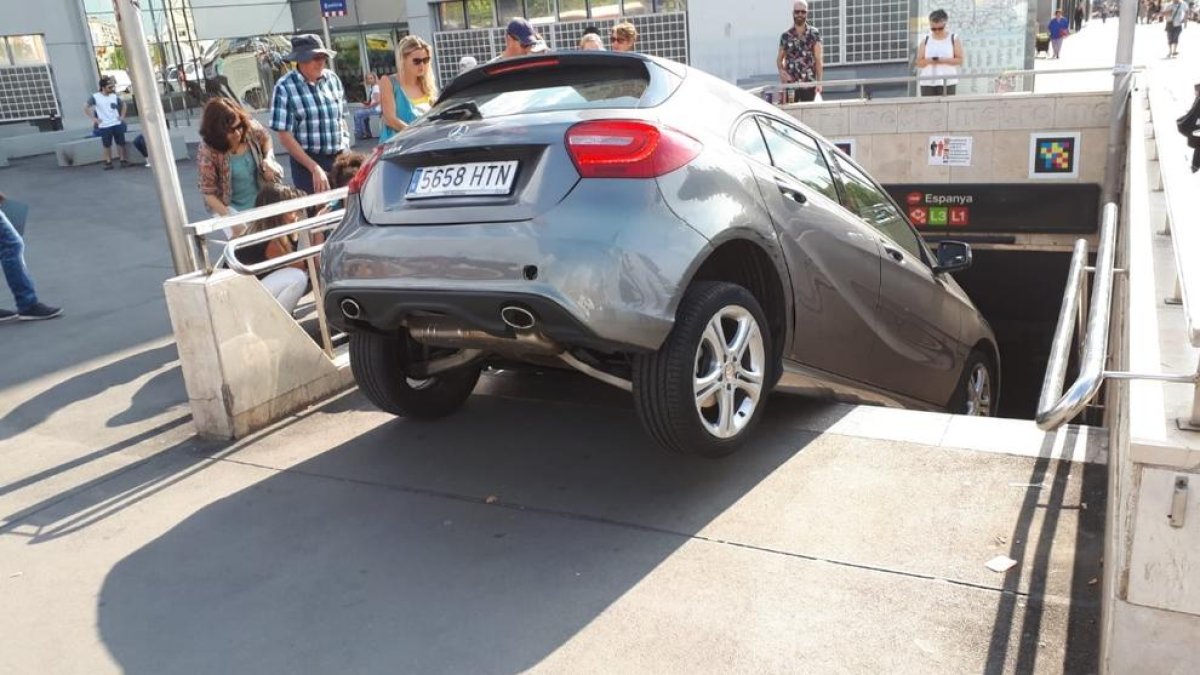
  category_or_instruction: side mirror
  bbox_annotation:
[933,240,972,274]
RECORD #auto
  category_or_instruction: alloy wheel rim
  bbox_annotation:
[966,363,992,416]
[693,305,766,439]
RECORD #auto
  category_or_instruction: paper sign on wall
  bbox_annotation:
[928,136,973,167]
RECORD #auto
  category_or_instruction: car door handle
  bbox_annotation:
[776,183,807,204]
[882,245,905,263]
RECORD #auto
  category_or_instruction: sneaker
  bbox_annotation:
[120,159,132,168]
[18,303,63,321]
[103,161,113,170]
[0,308,16,323]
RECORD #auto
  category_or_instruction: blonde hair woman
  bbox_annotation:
[380,35,438,142]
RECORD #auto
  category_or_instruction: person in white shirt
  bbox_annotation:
[353,72,382,140]
[916,9,965,96]
[84,75,130,169]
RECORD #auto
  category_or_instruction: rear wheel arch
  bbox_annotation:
[681,237,791,377]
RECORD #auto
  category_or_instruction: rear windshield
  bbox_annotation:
[429,63,654,120]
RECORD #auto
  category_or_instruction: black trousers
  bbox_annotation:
[920,84,957,96]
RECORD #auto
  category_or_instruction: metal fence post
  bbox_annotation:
[112,0,196,275]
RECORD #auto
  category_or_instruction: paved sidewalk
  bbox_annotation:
[9,26,1183,672]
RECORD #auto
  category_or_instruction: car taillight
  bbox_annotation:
[347,144,386,195]
[565,120,702,179]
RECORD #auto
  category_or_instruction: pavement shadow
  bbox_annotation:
[95,376,840,674]
[0,343,180,442]
[983,430,1106,674]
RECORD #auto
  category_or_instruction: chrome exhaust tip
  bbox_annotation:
[500,305,536,331]
[340,298,363,320]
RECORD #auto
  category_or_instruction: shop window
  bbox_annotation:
[467,0,497,27]
[495,0,523,22]
[365,32,397,76]
[525,0,554,23]
[622,0,650,15]
[590,0,621,19]
[332,34,366,102]
[438,1,468,30]
[558,0,586,21]
[7,35,48,65]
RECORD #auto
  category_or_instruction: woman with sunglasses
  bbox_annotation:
[380,35,439,143]
[916,9,964,96]
[197,97,283,218]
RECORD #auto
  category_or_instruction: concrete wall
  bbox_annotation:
[191,0,294,39]
[164,269,354,440]
[784,91,1111,184]
[0,0,98,133]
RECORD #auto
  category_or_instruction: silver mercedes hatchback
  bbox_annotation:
[321,52,999,457]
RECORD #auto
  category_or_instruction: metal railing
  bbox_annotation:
[1147,78,1200,429]
[183,188,349,358]
[1036,79,1199,431]
[747,66,1122,103]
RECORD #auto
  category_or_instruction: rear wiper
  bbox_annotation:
[427,100,482,122]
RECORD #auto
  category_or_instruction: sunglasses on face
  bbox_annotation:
[611,35,628,43]
[931,25,947,31]
[411,56,431,65]
[794,10,808,14]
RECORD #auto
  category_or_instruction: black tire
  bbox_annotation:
[349,331,481,420]
[633,281,774,457]
[950,349,997,417]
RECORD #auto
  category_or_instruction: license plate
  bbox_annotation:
[406,161,519,199]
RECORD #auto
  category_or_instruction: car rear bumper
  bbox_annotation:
[321,186,710,352]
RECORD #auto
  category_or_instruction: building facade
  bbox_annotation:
[0,0,1035,134]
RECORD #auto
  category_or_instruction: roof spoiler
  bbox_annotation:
[439,51,686,102]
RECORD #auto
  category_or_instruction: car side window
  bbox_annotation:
[757,118,839,201]
[835,159,927,262]
[731,117,772,165]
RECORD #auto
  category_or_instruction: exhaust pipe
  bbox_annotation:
[407,317,561,356]
[500,305,536,330]
[340,298,362,320]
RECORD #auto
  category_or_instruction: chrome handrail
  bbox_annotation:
[222,209,342,277]
[1037,204,1119,430]
[214,194,350,358]
[1036,78,1199,431]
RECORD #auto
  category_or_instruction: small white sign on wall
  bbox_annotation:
[829,138,856,159]
[928,136,974,167]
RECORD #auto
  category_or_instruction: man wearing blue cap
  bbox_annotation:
[493,18,548,61]
[269,34,348,195]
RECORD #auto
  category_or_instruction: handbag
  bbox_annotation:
[247,126,284,185]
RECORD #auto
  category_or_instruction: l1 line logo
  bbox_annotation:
[905,191,971,227]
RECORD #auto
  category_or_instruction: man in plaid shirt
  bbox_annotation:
[269,34,348,194]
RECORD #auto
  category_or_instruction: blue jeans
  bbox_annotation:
[0,208,38,312]
[354,107,380,137]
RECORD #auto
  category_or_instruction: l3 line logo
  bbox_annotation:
[905,192,970,227]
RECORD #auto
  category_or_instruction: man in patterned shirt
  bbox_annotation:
[269,34,348,195]
[776,0,824,102]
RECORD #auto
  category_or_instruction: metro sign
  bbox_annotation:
[949,207,970,227]
[908,207,928,225]
[320,0,348,17]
